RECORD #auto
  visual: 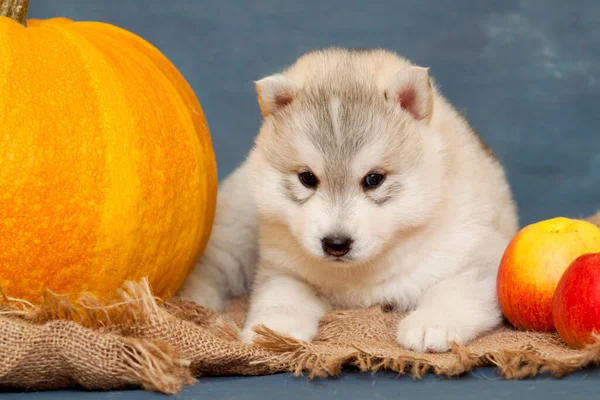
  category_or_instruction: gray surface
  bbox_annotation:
[9,0,600,398]
[4,368,600,400]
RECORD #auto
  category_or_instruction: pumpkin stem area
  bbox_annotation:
[0,0,29,26]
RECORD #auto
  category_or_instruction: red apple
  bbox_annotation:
[497,217,600,331]
[552,252,600,348]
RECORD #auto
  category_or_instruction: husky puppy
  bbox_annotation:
[179,47,518,352]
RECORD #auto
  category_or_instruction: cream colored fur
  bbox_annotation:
[179,48,519,353]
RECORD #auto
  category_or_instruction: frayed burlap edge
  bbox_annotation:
[2,278,600,394]
[1,211,599,394]
[250,325,600,381]
[0,285,195,394]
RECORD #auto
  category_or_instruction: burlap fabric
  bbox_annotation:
[2,212,600,394]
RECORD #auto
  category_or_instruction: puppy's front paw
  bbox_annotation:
[240,315,319,345]
[396,308,472,353]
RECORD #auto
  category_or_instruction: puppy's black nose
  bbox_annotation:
[321,235,353,257]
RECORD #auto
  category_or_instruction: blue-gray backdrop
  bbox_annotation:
[29,0,600,227]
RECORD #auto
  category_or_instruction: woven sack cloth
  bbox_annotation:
[1,212,600,394]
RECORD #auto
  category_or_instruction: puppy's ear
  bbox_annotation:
[385,67,433,123]
[255,74,299,117]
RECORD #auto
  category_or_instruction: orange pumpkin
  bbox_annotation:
[0,0,218,302]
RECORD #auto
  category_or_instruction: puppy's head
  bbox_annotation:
[248,50,446,266]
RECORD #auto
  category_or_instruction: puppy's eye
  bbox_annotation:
[298,171,319,188]
[363,173,385,189]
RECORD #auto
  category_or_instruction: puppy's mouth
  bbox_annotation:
[331,256,350,262]
[323,254,353,264]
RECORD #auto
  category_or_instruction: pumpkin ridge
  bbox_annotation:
[75,22,212,138]
[61,23,211,296]
[0,20,107,300]
[42,20,156,296]
[72,21,218,265]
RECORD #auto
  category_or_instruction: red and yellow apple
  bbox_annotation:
[497,217,600,331]
[553,252,600,348]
